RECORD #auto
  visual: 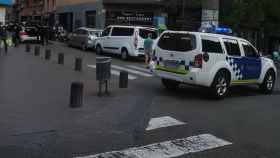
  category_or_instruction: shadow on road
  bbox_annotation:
[155,84,279,101]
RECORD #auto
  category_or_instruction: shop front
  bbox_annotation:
[103,1,166,28]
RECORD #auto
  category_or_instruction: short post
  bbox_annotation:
[45,49,51,60]
[70,82,83,108]
[58,53,64,65]
[34,46,40,56]
[75,58,82,71]
[25,44,31,52]
[119,71,128,88]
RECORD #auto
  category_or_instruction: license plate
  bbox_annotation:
[164,60,179,69]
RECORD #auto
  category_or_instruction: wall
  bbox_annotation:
[56,0,104,31]
[56,0,99,7]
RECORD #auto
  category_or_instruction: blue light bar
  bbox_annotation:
[215,27,232,34]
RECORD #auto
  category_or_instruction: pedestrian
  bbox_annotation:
[0,24,8,55]
[36,24,41,43]
[15,24,21,46]
[11,24,18,47]
[144,33,154,69]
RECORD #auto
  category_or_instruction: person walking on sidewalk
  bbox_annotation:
[0,24,8,55]
[144,33,154,69]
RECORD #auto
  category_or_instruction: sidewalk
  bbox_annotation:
[0,44,158,158]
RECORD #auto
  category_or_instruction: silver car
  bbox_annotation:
[68,27,102,50]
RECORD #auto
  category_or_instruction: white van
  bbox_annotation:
[95,25,158,60]
[153,31,277,99]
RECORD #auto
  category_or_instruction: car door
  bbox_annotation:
[222,38,244,81]
[110,27,134,54]
[100,27,112,53]
[240,41,262,80]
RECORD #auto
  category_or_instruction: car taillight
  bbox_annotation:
[20,32,27,36]
[194,54,203,68]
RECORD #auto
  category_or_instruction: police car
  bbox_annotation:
[153,31,277,99]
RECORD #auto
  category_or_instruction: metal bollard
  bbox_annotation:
[45,49,51,60]
[70,82,83,108]
[119,71,128,88]
[58,53,64,65]
[75,58,82,71]
[25,44,31,52]
[34,46,40,56]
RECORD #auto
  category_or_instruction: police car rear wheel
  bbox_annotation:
[162,79,180,90]
[212,72,229,99]
[260,70,275,94]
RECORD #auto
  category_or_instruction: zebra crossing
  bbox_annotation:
[75,116,233,158]
[87,64,154,80]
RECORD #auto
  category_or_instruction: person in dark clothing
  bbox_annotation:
[36,24,41,43]
[0,24,8,55]
[40,26,46,46]
[11,24,18,47]
[15,24,21,46]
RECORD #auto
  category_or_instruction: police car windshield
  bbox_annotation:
[158,32,196,52]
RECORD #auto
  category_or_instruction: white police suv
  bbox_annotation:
[153,31,277,99]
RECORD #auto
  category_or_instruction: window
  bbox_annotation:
[86,11,96,28]
[111,27,134,36]
[201,36,223,54]
[158,33,196,52]
[223,39,241,56]
[102,27,111,37]
[242,42,259,58]
[139,29,158,39]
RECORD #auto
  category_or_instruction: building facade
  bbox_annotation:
[16,0,220,33]
[56,0,103,32]
[0,0,14,24]
[19,0,44,23]
[55,0,216,32]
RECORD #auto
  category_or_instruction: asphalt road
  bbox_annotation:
[0,42,280,158]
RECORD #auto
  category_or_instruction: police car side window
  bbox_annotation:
[223,39,241,56]
[201,36,223,54]
[242,42,259,58]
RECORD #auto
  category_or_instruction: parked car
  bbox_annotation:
[153,31,277,99]
[19,26,38,42]
[68,27,102,50]
[95,25,158,60]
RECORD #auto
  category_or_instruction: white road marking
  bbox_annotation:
[75,134,232,158]
[126,65,152,74]
[145,116,186,131]
[87,65,137,80]
[112,65,153,77]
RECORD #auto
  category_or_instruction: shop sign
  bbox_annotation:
[107,11,154,23]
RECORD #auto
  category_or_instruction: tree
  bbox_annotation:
[221,0,280,34]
